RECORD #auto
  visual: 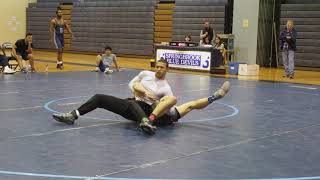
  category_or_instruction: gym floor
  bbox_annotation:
[0,51,320,180]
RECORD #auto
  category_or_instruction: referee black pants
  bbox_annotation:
[77,94,150,122]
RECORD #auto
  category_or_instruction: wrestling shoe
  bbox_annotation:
[139,117,157,135]
[53,111,78,125]
[212,81,231,101]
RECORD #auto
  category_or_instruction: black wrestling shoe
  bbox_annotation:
[139,117,157,135]
[53,111,78,125]
[56,63,63,70]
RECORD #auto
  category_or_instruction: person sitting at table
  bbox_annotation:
[184,35,191,42]
[201,37,212,46]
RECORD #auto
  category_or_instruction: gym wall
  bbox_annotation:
[0,0,37,43]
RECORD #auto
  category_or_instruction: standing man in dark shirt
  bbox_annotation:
[50,7,73,70]
[12,33,35,72]
[280,20,297,79]
[200,20,215,45]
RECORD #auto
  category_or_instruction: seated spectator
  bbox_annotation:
[213,36,224,50]
[0,54,15,74]
[1,42,24,71]
[12,33,36,73]
[95,46,119,74]
[201,37,213,46]
[184,35,192,42]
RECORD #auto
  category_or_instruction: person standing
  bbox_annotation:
[200,20,215,45]
[280,20,297,79]
[50,7,73,70]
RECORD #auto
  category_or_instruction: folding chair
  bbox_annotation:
[0,45,7,72]
[0,55,4,72]
[1,42,19,70]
